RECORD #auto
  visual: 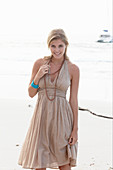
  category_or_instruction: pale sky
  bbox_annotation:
[0,0,112,41]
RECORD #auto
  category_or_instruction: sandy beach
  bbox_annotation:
[0,35,112,170]
[0,97,112,170]
[0,0,112,167]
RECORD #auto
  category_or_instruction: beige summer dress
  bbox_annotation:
[18,59,78,169]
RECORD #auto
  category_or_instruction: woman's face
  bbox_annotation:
[49,39,66,60]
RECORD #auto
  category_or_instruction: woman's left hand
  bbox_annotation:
[68,131,78,145]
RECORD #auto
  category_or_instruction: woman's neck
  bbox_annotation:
[51,56,65,65]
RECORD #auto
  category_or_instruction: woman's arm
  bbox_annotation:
[28,58,50,98]
[28,59,42,98]
[69,64,80,133]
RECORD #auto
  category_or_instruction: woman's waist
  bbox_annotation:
[38,88,66,98]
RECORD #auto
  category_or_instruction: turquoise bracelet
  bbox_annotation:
[31,80,39,89]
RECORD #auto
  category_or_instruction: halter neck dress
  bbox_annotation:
[18,59,78,169]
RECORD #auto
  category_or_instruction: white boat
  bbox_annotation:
[97,30,113,43]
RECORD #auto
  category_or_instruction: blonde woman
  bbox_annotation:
[18,29,80,170]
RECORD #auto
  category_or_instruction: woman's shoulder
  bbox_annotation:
[33,57,49,68]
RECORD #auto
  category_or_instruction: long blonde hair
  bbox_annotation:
[44,29,69,60]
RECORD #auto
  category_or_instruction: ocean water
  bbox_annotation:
[0,39,112,101]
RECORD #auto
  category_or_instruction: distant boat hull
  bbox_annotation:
[97,30,113,43]
[97,39,113,43]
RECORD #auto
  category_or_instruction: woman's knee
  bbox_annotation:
[59,164,71,170]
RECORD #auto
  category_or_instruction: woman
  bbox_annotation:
[18,29,80,170]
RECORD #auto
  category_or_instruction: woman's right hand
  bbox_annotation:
[34,63,50,84]
[36,64,50,79]
[28,59,50,98]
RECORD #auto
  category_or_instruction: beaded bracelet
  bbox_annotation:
[31,80,39,89]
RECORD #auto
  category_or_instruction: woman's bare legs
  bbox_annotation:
[35,168,46,170]
[35,164,71,170]
[59,164,71,170]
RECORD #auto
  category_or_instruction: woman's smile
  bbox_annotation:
[54,52,61,56]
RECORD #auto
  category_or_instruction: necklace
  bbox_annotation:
[44,57,65,101]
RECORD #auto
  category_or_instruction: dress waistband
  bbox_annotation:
[38,88,66,99]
